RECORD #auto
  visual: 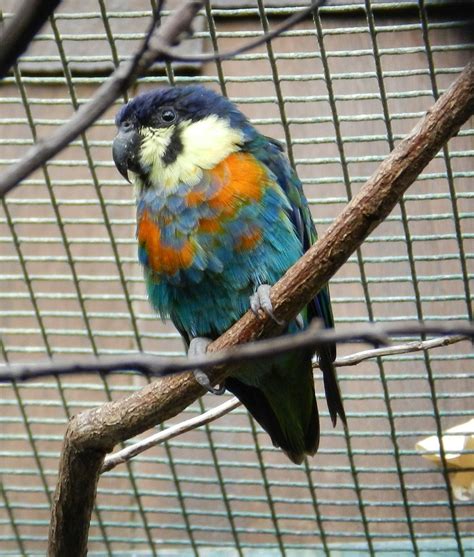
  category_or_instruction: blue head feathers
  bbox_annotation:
[115,85,252,134]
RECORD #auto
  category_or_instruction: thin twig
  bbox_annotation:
[101,334,468,474]
[315,334,469,368]
[101,397,241,473]
[158,0,326,63]
[1,323,472,383]
[0,0,202,198]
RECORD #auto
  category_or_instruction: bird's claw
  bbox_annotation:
[189,337,225,395]
[250,284,284,325]
[193,369,226,395]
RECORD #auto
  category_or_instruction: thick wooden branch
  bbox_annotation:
[100,335,468,475]
[48,62,473,556]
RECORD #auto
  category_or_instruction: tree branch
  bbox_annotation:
[0,0,62,80]
[100,334,468,475]
[329,334,468,368]
[101,397,242,473]
[1,323,472,383]
[157,0,326,63]
[0,0,203,199]
[47,61,474,555]
[0,0,327,199]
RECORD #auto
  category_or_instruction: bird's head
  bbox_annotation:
[113,85,252,190]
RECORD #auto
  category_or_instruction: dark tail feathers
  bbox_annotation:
[225,376,320,465]
[318,348,346,426]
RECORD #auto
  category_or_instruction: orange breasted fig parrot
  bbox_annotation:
[113,85,345,464]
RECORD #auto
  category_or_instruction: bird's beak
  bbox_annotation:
[112,129,141,183]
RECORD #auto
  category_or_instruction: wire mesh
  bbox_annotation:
[0,0,473,555]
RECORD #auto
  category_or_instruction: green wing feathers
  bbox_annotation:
[226,351,319,464]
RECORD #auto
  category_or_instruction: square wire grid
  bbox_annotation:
[0,0,473,555]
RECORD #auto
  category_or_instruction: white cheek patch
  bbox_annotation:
[179,115,244,170]
[139,116,244,192]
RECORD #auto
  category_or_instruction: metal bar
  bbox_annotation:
[313,11,375,555]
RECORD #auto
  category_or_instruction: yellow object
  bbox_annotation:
[416,419,474,501]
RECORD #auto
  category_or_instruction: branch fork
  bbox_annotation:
[47,62,474,555]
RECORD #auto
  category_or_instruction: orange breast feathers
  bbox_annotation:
[203,152,266,216]
[137,210,195,275]
[137,152,268,274]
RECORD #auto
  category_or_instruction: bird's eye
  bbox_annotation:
[122,120,134,131]
[160,108,176,124]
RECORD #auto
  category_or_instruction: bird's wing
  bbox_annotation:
[245,134,335,333]
[245,133,345,425]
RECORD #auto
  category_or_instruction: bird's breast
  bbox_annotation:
[136,152,274,281]
[137,209,196,276]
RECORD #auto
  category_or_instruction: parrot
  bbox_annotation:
[112,85,346,464]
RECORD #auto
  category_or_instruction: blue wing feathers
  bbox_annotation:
[246,133,335,332]
[246,133,345,427]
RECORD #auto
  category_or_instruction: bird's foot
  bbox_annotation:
[189,337,225,395]
[250,284,284,325]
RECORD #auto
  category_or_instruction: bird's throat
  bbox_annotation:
[137,116,244,193]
